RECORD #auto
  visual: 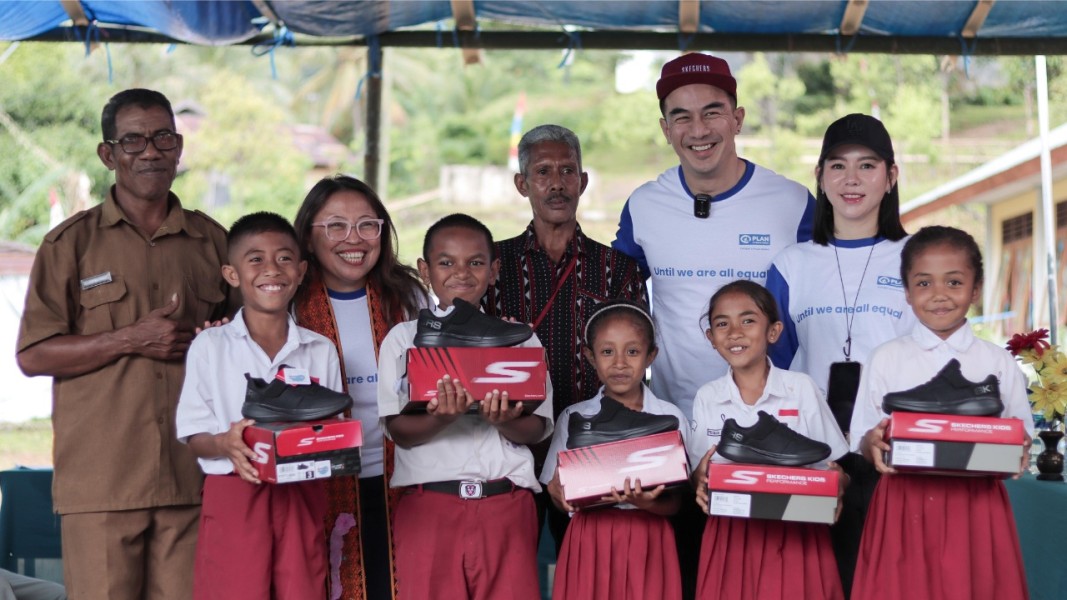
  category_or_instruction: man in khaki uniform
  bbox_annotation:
[17,89,231,600]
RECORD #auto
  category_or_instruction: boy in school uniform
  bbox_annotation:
[176,212,344,600]
[376,213,554,600]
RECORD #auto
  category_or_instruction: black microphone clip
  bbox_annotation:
[694,194,712,219]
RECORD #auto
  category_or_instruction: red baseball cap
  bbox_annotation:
[656,53,737,102]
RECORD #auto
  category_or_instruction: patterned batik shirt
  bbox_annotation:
[485,223,647,419]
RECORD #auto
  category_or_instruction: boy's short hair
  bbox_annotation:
[227,212,300,261]
[422,213,495,260]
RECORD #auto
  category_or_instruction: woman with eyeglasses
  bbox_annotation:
[293,175,429,600]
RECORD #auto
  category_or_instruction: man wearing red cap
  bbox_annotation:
[613,53,814,419]
[612,54,815,598]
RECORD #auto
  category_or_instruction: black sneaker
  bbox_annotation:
[566,396,679,449]
[881,359,1003,416]
[716,411,831,466]
[241,368,353,423]
[413,298,533,348]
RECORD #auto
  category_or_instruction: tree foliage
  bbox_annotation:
[0,40,1063,245]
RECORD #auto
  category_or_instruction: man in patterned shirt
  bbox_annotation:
[484,124,646,549]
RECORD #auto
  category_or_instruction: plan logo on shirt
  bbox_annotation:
[738,233,771,248]
[876,275,904,289]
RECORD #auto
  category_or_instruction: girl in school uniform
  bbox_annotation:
[542,300,688,600]
[851,226,1033,600]
[690,280,848,600]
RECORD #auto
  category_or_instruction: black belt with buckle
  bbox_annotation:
[418,479,515,499]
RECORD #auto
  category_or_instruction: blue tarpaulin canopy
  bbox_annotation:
[2,1,1067,54]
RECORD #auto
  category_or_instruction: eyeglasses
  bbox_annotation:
[312,218,385,241]
[105,131,181,154]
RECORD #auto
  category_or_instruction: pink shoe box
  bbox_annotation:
[557,430,690,509]
[707,463,839,524]
[401,347,548,414]
[885,412,1025,476]
[242,417,362,484]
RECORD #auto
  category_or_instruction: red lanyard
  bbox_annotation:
[531,254,578,329]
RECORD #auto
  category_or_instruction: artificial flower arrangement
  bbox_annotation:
[1006,328,1067,429]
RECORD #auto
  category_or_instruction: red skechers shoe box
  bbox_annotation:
[885,412,1025,476]
[557,430,690,509]
[242,418,363,484]
[707,463,839,524]
[401,347,548,414]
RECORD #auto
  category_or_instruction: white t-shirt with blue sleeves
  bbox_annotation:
[330,287,386,478]
[613,161,814,419]
[766,236,915,392]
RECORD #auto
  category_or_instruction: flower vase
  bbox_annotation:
[1036,430,1065,481]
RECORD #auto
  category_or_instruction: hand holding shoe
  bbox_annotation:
[1015,434,1033,480]
[602,477,666,511]
[221,419,261,484]
[428,375,475,418]
[827,460,848,523]
[860,418,896,474]
[547,470,577,513]
[480,389,523,424]
[692,446,716,513]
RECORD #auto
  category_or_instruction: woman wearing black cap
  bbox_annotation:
[765,113,914,598]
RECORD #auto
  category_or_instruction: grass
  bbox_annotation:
[0,418,53,471]
[949,104,1033,141]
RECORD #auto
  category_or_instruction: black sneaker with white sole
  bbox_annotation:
[716,410,831,467]
[413,298,533,348]
[241,369,353,423]
[566,396,680,449]
[881,358,1003,416]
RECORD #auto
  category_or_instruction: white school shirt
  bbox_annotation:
[849,324,1035,452]
[766,236,916,391]
[176,309,344,474]
[329,288,385,477]
[689,362,849,468]
[376,309,555,491]
[613,161,814,419]
[539,385,691,485]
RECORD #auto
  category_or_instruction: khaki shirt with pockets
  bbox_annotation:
[17,189,231,514]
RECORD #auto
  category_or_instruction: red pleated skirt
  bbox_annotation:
[852,475,1028,600]
[696,514,843,600]
[552,508,682,600]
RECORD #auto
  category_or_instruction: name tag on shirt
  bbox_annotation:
[80,271,112,290]
[283,368,311,385]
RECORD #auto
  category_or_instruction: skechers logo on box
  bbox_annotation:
[738,234,771,247]
[471,361,540,384]
[876,275,903,289]
[618,444,676,474]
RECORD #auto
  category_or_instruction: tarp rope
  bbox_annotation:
[71,4,113,84]
[354,35,382,101]
[251,25,295,80]
[959,36,977,76]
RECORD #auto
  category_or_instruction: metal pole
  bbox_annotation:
[364,42,383,192]
[1035,55,1059,343]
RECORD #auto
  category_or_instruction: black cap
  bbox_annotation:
[818,113,894,164]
